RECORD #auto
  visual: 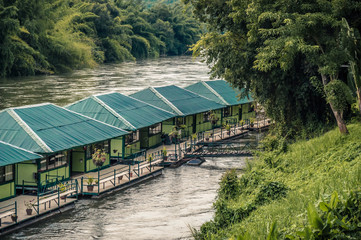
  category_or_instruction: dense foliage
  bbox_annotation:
[0,0,202,77]
[191,123,361,239]
[184,0,361,135]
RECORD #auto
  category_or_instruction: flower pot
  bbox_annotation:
[87,185,94,192]
[60,195,67,200]
[11,215,18,222]
[163,156,168,161]
[26,209,32,215]
[205,138,209,141]
[118,176,123,181]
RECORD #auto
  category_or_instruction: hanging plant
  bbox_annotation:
[92,148,106,167]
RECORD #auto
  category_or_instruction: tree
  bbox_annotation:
[185,0,361,135]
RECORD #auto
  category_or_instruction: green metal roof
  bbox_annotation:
[0,103,128,154]
[0,141,42,167]
[185,80,253,106]
[130,85,226,116]
[66,92,175,131]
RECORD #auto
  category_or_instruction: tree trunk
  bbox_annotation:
[321,74,349,134]
[357,88,361,116]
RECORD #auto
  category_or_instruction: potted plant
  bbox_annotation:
[225,124,231,135]
[205,132,210,141]
[239,120,245,129]
[58,182,67,200]
[162,147,168,160]
[11,213,17,223]
[209,111,219,127]
[92,148,106,167]
[24,199,35,215]
[250,118,255,127]
[191,133,197,140]
[169,127,179,143]
[86,176,95,192]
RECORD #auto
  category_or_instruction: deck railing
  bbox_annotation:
[0,201,17,227]
[34,179,78,215]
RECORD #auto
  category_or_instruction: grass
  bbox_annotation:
[195,123,361,239]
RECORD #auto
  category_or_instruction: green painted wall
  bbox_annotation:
[72,148,85,172]
[86,153,110,172]
[148,134,161,148]
[16,161,37,186]
[195,110,222,133]
[162,118,174,134]
[124,141,141,158]
[242,103,255,120]
[0,182,15,201]
[110,137,123,159]
[224,105,241,124]
[39,165,70,185]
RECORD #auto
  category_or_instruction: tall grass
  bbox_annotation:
[196,123,361,239]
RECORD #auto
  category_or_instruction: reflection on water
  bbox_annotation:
[0,56,210,110]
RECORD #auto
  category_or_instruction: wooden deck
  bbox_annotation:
[146,118,270,162]
[71,162,164,197]
[0,194,76,236]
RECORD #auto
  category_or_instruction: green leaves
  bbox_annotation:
[324,80,354,112]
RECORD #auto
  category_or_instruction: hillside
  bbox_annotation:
[194,124,361,239]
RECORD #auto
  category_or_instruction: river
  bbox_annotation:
[1,56,258,239]
[0,56,210,110]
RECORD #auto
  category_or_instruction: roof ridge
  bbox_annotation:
[62,104,130,133]
[91,96,136,130]
[126,94,176,116]
[201,81,229,105]
[7,109,53,153]
[0,140,43,157]
[149,87,184,116]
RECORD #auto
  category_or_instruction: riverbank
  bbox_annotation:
[194,123,361,239]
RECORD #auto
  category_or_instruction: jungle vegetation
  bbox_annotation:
[184,0,361,136]
[191,123,361,239]
[182,1,361,239]
[0,0,202,77]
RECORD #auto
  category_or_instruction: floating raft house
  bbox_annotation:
[0,103,128,191]
[185,80,255,123]
[130,85,226,136]
[66,92,175,158]
[0,141,42,201]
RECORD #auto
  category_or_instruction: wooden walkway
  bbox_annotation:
[71,160,164,197]
[0,194,76,235]
[146,118,270,162]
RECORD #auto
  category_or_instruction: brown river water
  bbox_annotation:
[1,56,259,240]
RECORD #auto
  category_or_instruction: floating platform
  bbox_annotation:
[186,157,205,166]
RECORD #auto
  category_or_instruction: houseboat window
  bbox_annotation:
[223,107,232,117]
[94,141,110,153]
[149,123,162,135]
[176,117,185,125]
[40,151,68,171]
[0,165,14,183]
[125,131,139,145]
[203,112,210,122]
